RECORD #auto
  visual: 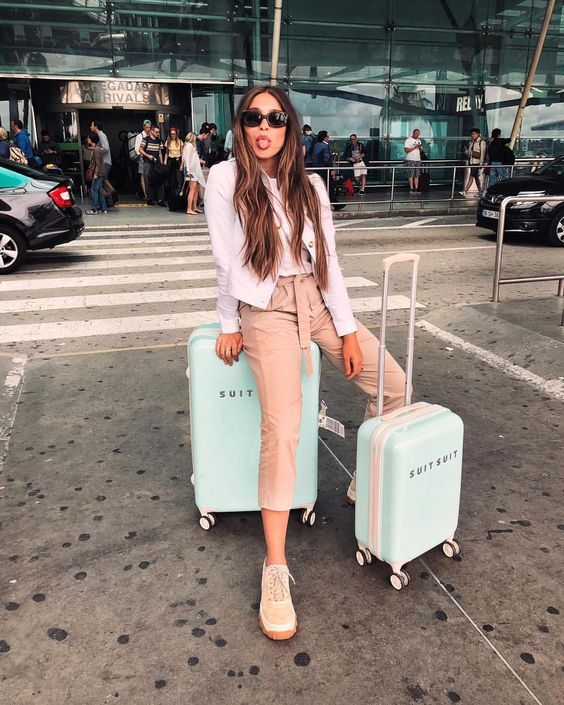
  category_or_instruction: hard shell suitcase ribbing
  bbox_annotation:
[187,323,321,530]
[354,253,464,589]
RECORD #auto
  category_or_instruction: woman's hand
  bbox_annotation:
[216,332,244,366]
[342,333,363,380]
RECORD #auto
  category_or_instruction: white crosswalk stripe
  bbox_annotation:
[0,225,421,348]
[30,243,212,256]
[0,277,379,314]
[22,254,216,272]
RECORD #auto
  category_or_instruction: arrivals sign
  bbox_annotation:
[453,92,485,114]
[61,81,169,106]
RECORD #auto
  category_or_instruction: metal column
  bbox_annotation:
[270,0,283,86]
[509,0,556,149]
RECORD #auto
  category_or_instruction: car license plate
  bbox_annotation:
[481,208,499,219]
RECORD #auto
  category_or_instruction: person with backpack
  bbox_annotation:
[463,127,487,196]
[134,119,152,199]
[11,119,38,167]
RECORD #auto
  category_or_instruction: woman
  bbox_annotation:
[0,127,10,158]
[181,132,206,215]
[205,86,405,641]
[85,132,107,215]
[164,126,183,196]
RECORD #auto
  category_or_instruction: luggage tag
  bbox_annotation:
[318,400,346,438]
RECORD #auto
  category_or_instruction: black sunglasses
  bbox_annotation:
[241,110,288,128]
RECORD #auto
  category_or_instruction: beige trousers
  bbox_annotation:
[240,274,406,511]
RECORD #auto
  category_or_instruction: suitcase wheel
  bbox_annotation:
[199,513,217,531]
[389,569,410,591]
[355,547,372,566]
[442,539,461,559]
[300,508,316,527]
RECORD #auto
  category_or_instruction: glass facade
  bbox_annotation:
[0,0,562,158]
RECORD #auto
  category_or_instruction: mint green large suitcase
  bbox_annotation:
[355,254,464,589]
[187,323,321,530]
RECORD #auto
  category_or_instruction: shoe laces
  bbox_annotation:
[264,565,295,603]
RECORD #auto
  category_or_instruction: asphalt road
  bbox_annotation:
[0,214,560,358]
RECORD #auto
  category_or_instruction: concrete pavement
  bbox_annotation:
[1,214,563,705]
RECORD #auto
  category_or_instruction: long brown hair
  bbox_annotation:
[232,86,328,290]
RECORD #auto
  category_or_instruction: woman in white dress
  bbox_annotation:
[182,132,206,215]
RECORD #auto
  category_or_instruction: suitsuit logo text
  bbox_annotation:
[409,450,460,479]
[219,389,254,398]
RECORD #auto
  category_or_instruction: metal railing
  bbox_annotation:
[306,158,553,211]
[491,196,564,306]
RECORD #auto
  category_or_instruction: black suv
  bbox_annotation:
[477,156,564,247]
[0,156,84,273]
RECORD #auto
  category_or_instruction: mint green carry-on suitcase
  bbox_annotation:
[187,323,321,530]
[355,254,464,589]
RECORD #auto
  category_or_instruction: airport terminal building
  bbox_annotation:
[0,0,562,191]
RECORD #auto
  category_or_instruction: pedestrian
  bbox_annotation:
[487,128,515,186]
[10,119,37,166]
[89,121,113,208]
[463,127,487,196]
[85,132,107,215]
[196,124,211,169]
[311,130,332,185]
[302,124,315,168]
[223,128,233,160]
[181,132,206,215]
[343,133,367,195]
[135,119,152,199]
[0,127,10,158]
[403,128,422,193]
[208,123,219,167]
[311,130,341,206]
[138,124,166,206]
[205,86,405,642]
[164,126,183,196]
[38,129,62,167]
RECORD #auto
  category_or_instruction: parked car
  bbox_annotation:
[0,156,84,274]
[477,155,564,247]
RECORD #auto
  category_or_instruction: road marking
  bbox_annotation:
[0,355,26,474]
[30,243,212,257]
[420,559,544,705]
[334,219,368,229]
[403,216,440,227]
[58,236,210,246]
[343,245,495,257]
[21,255,215,273]
[0,290,404,344]
[81,227,210,236]
[81,223,208,237]
[350,295,424,313]
[0,269,217,291]
[0,311,218,343]
[321,437,546,705]
[0,277,377,314]
[416,319,564,402]
[336,223,477,232]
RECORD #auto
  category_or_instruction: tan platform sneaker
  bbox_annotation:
[259,561,297,640]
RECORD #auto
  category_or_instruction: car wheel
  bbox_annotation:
[0,225,27,274]
[546,210,564,247]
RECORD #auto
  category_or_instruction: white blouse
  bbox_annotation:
[264,174,313,277]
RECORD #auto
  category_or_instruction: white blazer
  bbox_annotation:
[204,160,357,337]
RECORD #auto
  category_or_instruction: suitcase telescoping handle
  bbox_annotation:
[376,253,420,417]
